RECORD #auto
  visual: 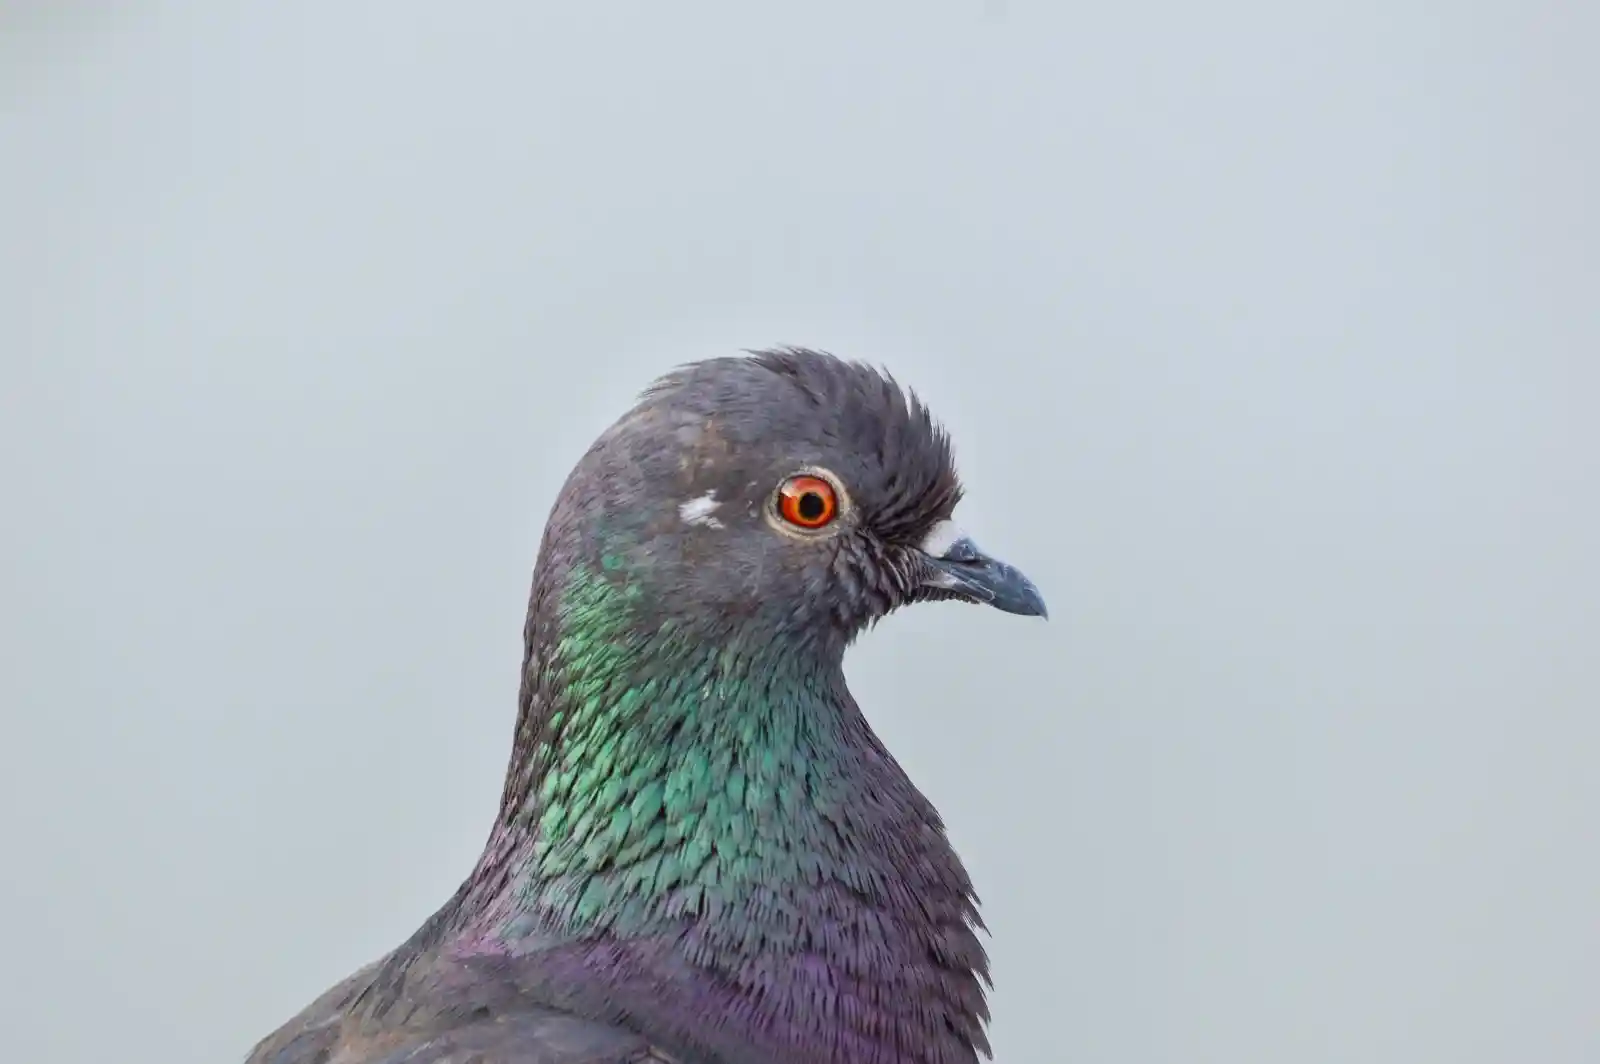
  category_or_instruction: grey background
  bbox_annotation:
[3,4,1596,1063]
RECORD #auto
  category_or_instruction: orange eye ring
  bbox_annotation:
[776,474,839,530]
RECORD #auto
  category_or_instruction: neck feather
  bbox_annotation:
[453,562,990,1063]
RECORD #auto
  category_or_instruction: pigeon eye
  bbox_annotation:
[776,474,839,530]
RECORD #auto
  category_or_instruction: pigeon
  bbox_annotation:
[245,347,1047,1064]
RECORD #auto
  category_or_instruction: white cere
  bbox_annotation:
[919,518,965,558]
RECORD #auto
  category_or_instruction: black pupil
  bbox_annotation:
[797,491,826,522]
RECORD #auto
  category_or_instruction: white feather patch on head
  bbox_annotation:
[919,518,964,558]
[679,491,724,529]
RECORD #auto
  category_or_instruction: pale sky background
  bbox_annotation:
[3,4,1597,1063]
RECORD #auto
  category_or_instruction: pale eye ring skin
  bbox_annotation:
[767,468,850,535]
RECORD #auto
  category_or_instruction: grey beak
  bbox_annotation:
[919,524,1048,618]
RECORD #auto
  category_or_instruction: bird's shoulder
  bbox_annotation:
[337,1009,673,1064]
[244,954,673,1064]
[244,957,380,1064]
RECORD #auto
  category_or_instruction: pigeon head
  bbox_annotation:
[540,347,1045,658]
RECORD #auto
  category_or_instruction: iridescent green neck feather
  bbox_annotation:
[452,554,990,1062]
[506,561,861,935]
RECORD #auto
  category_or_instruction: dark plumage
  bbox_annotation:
[245,348,1046,1064]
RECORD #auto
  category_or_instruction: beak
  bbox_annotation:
[917,521,1048,618]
